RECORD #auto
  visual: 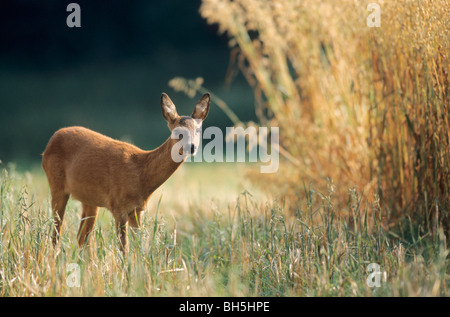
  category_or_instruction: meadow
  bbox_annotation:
[0,162,448,296]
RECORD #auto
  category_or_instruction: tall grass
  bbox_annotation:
[0,166,448,296]
[199,0,449,233]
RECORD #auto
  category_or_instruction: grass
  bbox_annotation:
[0,163,448,296]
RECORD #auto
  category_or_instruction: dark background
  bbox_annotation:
[0,0,254,168]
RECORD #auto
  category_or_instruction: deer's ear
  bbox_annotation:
[191,93,210,121]
[161,93,178,123]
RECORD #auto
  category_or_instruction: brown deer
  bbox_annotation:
[42,93,210,252]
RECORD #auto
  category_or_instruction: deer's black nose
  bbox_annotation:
[190,144,196,154]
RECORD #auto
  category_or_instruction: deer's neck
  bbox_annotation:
[140,136,185,197]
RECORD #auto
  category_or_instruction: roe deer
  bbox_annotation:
[42,93,210,252]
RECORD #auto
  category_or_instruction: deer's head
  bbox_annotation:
[161,92,210,159]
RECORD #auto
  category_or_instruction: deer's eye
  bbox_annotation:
[172,128,183,139]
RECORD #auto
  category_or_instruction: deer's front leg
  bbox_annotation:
[113,213,128,253]
[128,209,143,231]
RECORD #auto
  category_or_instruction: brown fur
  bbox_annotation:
[42,93,210,252]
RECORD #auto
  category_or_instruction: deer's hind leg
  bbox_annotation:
[77,204,99,247]
[51,190,70,246]
[43,153,70,246]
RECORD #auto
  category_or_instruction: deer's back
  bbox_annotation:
[42,126,146,209]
